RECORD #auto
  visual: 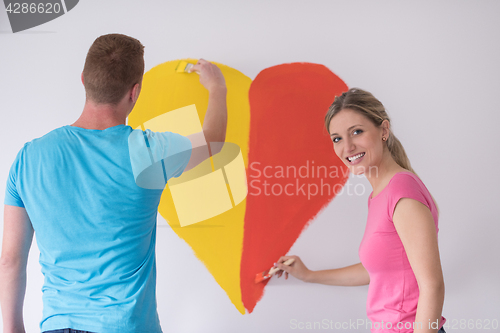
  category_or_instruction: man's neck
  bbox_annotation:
[72,100,128,130]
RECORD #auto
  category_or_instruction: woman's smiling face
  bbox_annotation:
[328,108,388,175]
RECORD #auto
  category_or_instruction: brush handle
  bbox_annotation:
[267,258,295,276]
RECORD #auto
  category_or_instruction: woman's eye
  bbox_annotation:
[332,137,341,143]
[353,129,363,135]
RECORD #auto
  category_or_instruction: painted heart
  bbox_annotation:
[128,60,349,314]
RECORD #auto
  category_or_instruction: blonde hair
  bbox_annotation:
[324,88,415,174]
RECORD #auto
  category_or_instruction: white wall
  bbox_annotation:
[1,1,499,332]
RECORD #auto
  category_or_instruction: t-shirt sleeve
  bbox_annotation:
[159,131,192,180]
[387,173,430,220]
[4,147,25,207]
[128,129,193,189]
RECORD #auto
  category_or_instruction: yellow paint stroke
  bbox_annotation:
[142,104,203,134]
[128,59,251,314]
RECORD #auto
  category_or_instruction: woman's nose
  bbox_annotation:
[344,137,356,153]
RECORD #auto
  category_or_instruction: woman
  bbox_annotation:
[276,88,446,333]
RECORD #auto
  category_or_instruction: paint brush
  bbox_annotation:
[175,60,194,73]
[254,258,295,283]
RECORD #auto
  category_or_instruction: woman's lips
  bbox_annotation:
[346,152,365,165]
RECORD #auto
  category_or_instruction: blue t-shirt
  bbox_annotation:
[4,125,191,333]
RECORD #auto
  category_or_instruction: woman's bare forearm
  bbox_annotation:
[305,262,370,286]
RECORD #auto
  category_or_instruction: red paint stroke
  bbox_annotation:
[241,63,349,313]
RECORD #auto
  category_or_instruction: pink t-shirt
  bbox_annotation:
[358,172,446,332]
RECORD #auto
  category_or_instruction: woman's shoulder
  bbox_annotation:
[386,171,435,208]
[388,171,424,189]
[386,170,439,222]
[383,171,431,204]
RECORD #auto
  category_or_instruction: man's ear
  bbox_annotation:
[131,82,142,104]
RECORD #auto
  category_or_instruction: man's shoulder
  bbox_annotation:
[28,126,67,144]
[16,126,66,154]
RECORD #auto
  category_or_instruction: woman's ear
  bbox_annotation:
[381,119,391,139]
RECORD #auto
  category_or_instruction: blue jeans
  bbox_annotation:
[43,328,92,333]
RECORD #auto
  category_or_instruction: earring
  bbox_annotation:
[382,137,387,141]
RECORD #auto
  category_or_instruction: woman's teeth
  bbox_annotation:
[347,153,365,162]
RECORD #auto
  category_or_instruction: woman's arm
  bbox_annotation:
[276,256,369,286]
[393,198,445,333]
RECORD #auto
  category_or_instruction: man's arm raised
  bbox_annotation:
[184,59,227,171]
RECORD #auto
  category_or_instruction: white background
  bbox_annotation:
[1,1,499,332]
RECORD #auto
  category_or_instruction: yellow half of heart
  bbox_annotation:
[132,104,247,227]
[128,59,251,314]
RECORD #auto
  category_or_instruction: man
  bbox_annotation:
[0,34,227,333]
